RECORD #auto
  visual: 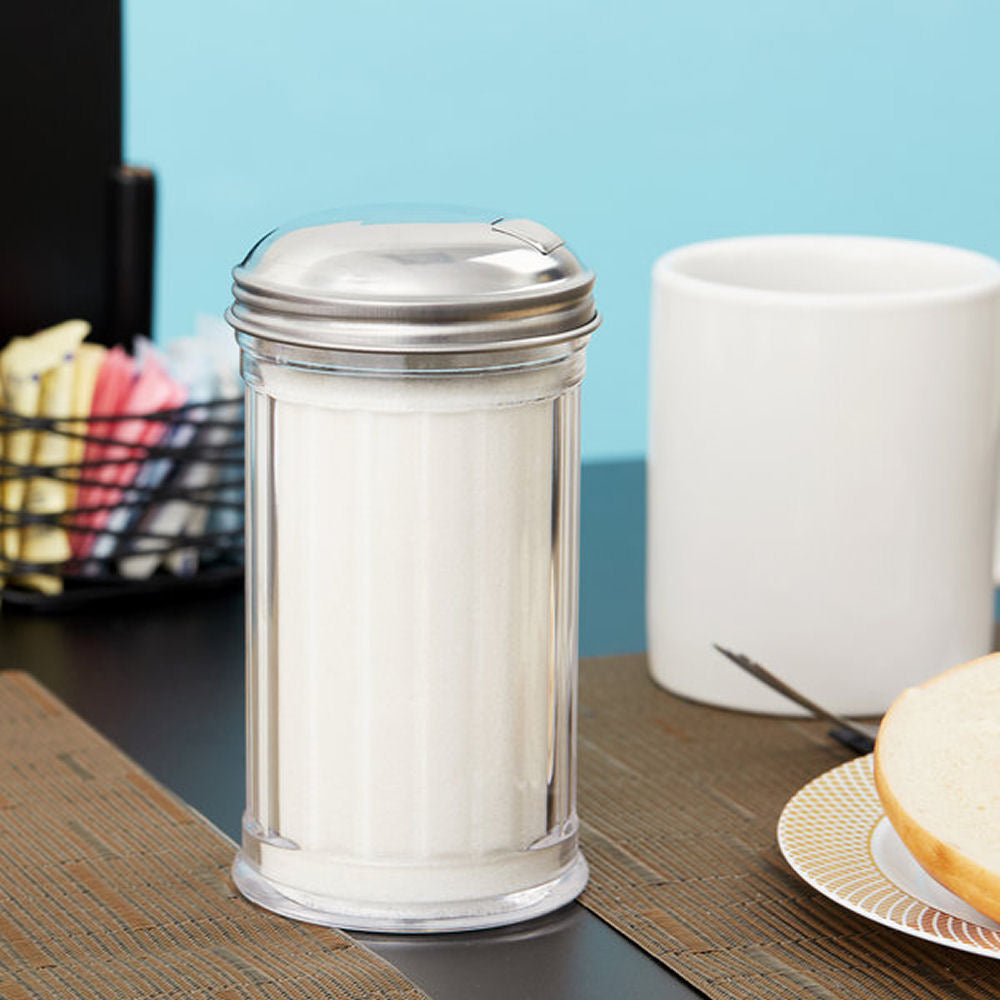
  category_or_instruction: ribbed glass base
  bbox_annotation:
[231,851,589,933]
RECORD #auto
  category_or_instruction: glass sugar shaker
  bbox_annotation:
[226,208,599,932]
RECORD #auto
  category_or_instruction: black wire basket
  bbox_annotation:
[0,398,244,611]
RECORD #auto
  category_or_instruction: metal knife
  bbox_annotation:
[713,644,878,754]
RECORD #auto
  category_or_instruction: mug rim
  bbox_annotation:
[654,234,1000,308]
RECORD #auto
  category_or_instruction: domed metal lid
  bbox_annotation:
[226,207,598,353]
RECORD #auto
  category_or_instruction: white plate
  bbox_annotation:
[778,754,1000,958]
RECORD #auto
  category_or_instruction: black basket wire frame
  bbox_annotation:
[0,398,244,607]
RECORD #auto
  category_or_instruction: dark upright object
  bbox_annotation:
[106,166,156,344]
[0,1,121,348]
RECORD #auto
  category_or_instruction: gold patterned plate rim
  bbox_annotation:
[778,754,1000,959]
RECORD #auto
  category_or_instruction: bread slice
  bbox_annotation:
[873,653,1000,923]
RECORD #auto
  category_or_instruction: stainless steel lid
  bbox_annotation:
[226,207,599,353]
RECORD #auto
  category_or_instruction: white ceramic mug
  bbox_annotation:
[647,235,1000,715]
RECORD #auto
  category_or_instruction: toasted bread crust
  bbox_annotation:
[873,652,1000,924]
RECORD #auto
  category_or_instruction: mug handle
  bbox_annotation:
[995,506,1000,587]
[993,329,1000,589]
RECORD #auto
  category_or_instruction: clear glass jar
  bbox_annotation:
[227,211,598,932]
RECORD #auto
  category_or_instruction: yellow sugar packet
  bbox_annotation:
[64,342,106,511]
[20,345,92,593]
[1,335,38,565]
[1,320,90,589]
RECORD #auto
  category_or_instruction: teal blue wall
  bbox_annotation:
[126,0,1000,462]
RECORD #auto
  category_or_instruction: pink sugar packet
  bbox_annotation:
[84,356,187,555]
[71,347,135,558]
[72,349,187,560]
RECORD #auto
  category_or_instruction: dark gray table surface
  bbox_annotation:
[0,478,703,1000]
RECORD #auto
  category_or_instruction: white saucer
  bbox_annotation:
[778,755,1000,958]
